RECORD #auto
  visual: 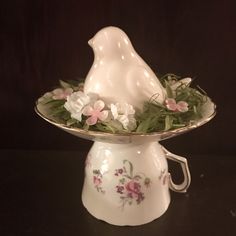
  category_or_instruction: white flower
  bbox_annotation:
[110,102,137,131]
[170,77,192,91]
[38,92,53,103]
[64,91,97,121]
[52,88,73,100]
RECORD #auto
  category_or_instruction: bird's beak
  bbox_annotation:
[88,38,94,47]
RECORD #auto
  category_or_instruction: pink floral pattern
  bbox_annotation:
[115,160,151,208]
[92,169,105,194]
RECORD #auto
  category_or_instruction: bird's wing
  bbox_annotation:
[127,66,166,105]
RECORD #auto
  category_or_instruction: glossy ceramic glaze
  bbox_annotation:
[82,141,170,225]
[35,98,216,144]
[34,26,216,226]
[84,26,166,110]
[35,97,215,226]
[81,139,193,225]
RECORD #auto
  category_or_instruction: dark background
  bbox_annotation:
[1,0,236,155]
[1,1,236,235]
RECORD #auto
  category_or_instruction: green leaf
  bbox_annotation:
[59,80,72,89]
[66,80,80,87]
[40,76,209,134]
[136,118,152,133]
[172,123,186,128]
[59,79,82,90]
[45,99,66,107]
[83,123,89,131]
[66,118,77,126]
[164,115,173,131]
[165,80,174,98]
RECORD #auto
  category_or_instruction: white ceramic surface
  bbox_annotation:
[34,26,216,226]
[81,140,193,225]
[84,26,166,110]
[35,98,215,225]
[82,141,170,226]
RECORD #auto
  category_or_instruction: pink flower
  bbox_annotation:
[125,180,141,198]
[52,88,73,100]
[165,98,188,112]
[82,100,109,126]
[93,176,102,187]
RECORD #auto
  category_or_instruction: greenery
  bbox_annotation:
[39,74,208,134]
[136,74,207,133]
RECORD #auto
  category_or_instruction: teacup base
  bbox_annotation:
[81,141,173,226]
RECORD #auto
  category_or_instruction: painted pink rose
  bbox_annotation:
[125,180,141,198]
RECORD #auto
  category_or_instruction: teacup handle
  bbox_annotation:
[161,146,191,193]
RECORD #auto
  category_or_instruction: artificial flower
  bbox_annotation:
[170,77,192,91]
[38,92,53,103]
[165,98,188,112]
[52,88,73,100]
[110,102,137,131]
[64,91,97,121]
[82,100,108,126]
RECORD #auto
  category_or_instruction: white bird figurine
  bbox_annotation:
[84,26,166,110]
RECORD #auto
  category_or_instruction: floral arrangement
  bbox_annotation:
[38,74,207,134]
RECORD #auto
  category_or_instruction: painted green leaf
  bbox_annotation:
[120,178,126,184]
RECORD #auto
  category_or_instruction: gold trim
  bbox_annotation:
[35,99,216,142]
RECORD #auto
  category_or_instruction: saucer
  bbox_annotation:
[35,96,216,144]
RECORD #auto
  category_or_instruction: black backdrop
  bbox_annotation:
[1,0,235,156]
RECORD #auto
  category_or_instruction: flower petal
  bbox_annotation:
[52,88,64,99]
[64,91,94,121]
[126,116,137,131]
[71,112,82,122]
[44,92,53,98]
[65,88,73,96]
[176,101,189,112]
[110,104,118,119]
[86,116,98,126]
[94,100,105,111]
[165,98,176,105]
[98,110,108,121]
[117,115,130,129]
[53,88,63,95]
[165,98,177,111]
[82,106,94,116]
[170,77,192,91]
[121,102,135,116]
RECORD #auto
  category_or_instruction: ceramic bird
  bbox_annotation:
[84,26,166,110]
